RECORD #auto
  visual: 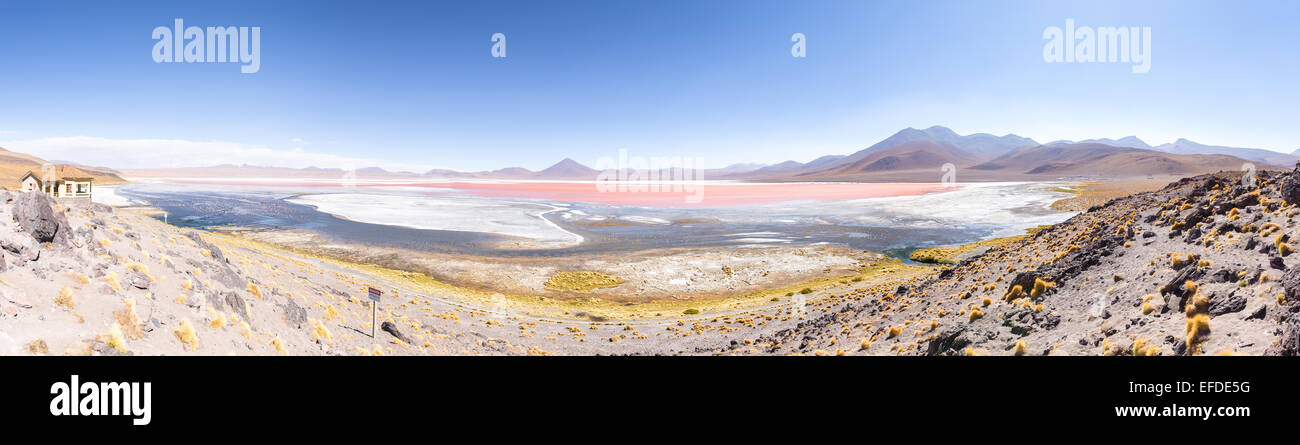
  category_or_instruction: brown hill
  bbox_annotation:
[971,143,1271,177]
[533,158,600,179]
[0,146,129,189]
[806,140,978,176]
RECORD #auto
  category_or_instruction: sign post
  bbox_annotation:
[368,286,382,338]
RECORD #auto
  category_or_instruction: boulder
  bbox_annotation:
[381,321,414,345]
[1283,265,1300,303]
[1280,163,1300,204]
[11,191,65,243]
[924,325,969,356]
[0,231,38,262]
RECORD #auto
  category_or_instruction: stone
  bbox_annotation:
[11,191,66,243]
[1207,292,1246,316]
[381,321,414,344]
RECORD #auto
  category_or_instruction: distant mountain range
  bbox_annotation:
[115,125,1297,182]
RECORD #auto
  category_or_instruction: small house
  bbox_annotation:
[19,170,93,199]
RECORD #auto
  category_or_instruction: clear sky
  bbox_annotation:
[0,0,1296,171]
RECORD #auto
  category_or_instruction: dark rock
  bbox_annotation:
[0,231,39,263]
[1283,266,1300,303]
[1280,163,1300,205]
[224,291,250,324]
[924,325,969,356]
[127,270,151,289]
[11,192,69,244]
[1265,316,1300,356]
[1208,292,1246,316]
[381,321,414,344]
[279,298,305,328]
[1271,256,1286,270]
[1245,305,1268,320]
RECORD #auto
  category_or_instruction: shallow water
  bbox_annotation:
[107,181,1076,259]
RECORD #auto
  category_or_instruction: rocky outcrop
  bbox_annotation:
[11,192,69,244]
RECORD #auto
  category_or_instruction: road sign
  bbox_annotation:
[367,287,382,338]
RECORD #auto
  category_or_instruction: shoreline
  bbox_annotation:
[213,228,938,322]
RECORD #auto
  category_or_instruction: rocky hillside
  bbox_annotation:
[0,190,522,356]
[732,167,1300,356]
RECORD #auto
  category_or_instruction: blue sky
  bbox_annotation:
[0,0,1296,171]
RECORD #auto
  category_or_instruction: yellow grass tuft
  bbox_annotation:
[55,287,75,310]
[1185,313,1211,355]
[324,304,341,320]
[69,272,89,285]
[1012,339,1028,356]
[247,283,263,300]
[310,319,332,342]
[114,298,144,340]
[1004,284,1024,301]
[968,308,984,322]
[270,337,287,355]
[105,322,128,353]
[1132,338,1159,356]
[1171,253,1187,269]
[103,273,121,292]
[207,308,226,329]
[174,318,200,351]
[1029,278,1055,299]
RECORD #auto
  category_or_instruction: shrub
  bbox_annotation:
[105,322,128,353]
[1004,285,1024,301]
[1132,338,1159,356]
[310,319,332,342]
[55,287,74,310]
[174,318,200,351]
[247,283,264,300]
[103,273,121,292]
[1029,278,1055,299]
[683,308,699,315]
[114,298,144,340]
[1012,339,1028,356]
